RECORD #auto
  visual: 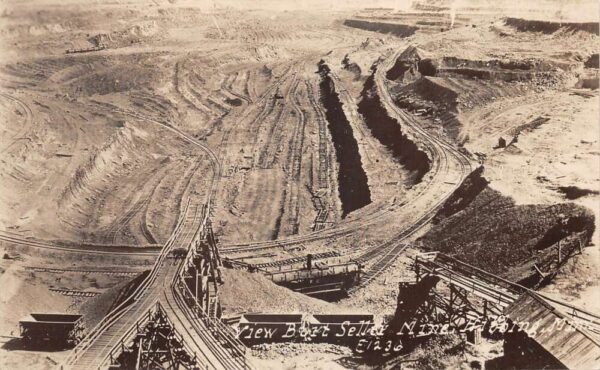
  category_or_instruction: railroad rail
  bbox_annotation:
[339,49,474,293]
[0,231,161,257]
[252,251,340,270]
[58,92,253,369]
[0,93,34,154]
[25,266,142,277]
[219,51,474,300]
[220,58,473,256]
[50,289,101,298]
[61,201,199,369]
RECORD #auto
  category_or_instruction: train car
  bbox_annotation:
[19,313,84,348]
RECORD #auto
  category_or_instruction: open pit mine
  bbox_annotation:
[0,1,599,369]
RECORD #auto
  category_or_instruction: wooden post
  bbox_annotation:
[415,260,421,283]
[135,337,143,370]
[558,240,562,264]
[533,264,547,278]
[195,267,199,301]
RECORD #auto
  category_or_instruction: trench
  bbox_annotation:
[318,62,371,217]
[358,68,431,184]
[343,19,418,38]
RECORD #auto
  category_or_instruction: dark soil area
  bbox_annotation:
[419,168,595,282]
[556,186,600,200]
[585,53,599,68]
[504,17,600,35]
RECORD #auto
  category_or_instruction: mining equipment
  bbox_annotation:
[19,313,84,347]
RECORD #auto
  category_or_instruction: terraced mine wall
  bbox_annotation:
[318,62,371,217]
[420,167,595,286]
[343,19,418,37]
[386,47,567,143]
[505,17,600,35]
[358,70,431,184]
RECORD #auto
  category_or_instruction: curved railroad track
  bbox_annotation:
[0,231,161,256]
[62,96,235,368]
[0,92,33,154]
[221,49,474,295]
[347,49,473,290]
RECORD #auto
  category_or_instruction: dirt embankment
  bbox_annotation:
[318,61,371,217]
[343,19,418,38]
[386,45,568,144]
[419,167,595,285]
[504,17,599,35]
[358,68,431,184]
[219,269,348,316]
[76,270,149,330]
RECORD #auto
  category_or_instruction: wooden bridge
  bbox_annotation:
[413,251,600,337]
[60,202,251,370]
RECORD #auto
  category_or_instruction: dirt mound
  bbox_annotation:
[341,54,361,80]
[504,17,599,35]
[419,168,595,284]
[384,45,569,144]
[89,21,161,49]
[76,270,149,330]
[219,269,343,316]
[386,46,434,82]
[555,186,600,200]
[359,37,385,50]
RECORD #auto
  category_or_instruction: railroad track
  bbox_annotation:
[346,50,473,291]
[349,244,409,293]
[256,71,298,169]
[229,250,340,270]
[420,252,600,338]
[105,195,151,244]
[61,90,237,368]
[221,71,252,104]
[283,76,308,235]
[63,203,205,369]
[0,231,160,256]
[25,266,142,277]
[304,79,330,190]
[222,50,473,292]
[0,92,33,154]
[50,289,101,298]
[220,62,473,256]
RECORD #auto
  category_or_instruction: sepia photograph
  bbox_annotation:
[0,0,598,369]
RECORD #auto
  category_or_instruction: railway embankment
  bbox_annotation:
[358,68,431,185]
